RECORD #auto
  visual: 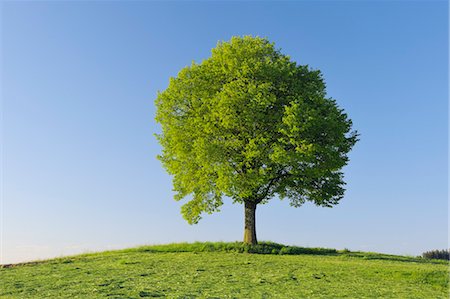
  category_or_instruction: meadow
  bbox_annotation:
[1,242,448,298]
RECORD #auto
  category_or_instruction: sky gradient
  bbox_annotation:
[1,1,448,264]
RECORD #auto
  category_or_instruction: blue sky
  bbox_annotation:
[1,1,447,263]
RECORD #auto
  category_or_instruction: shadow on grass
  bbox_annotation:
[132,241,338,256]
[341,252,447,265]
[130,242,448,265]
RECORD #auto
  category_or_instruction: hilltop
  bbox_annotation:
[1,242,448,298]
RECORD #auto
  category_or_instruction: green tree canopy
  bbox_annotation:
[155,36,358,244]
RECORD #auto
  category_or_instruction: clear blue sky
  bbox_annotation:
[1,1,447,264]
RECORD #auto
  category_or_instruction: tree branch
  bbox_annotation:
[255,171,290,204]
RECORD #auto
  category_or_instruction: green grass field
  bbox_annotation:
[1,242,448,298]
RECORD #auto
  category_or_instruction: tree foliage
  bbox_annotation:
[155,36,358,224]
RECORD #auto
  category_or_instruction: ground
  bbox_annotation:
[0,242,448,298]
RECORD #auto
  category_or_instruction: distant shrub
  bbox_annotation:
[422,249,449,261]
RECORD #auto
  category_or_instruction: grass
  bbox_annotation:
[131,241,338,256]
[1,242,448,298]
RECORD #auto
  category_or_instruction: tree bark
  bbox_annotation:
[243,201,257,245]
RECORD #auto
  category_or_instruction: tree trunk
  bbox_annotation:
[243,201,257,245]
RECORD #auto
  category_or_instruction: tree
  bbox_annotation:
[155,36,358,245]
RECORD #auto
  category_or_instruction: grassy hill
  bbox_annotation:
[1,242,448,298]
